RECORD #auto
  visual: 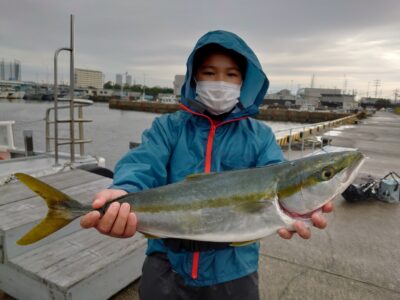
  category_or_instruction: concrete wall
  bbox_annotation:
[109,99,354,123]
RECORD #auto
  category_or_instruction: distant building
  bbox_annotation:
[74,68,103,89]
[296,88,341,107]
[158,93,177,104]
[320,93,356,108]
[265,89,296,101]
[263,89,296,107]
[173,75,185,96]
[116,74,123,86]
[360,97,380,105]
[127,91,142,99]
[126,74,132,86]
[0,59,21,81]
[359,97,392,108]
[75,88,114,97]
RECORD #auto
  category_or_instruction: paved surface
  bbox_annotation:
[259,111,400,299]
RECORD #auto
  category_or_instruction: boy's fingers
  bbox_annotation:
[96,202,120,234]
[312,213,327,229]
[293,221,311,239]
[110,203,131,236]
[322,202,333,213]
[92,190,128,209]
[277,228,293,239]
[123,213,137,237]
[80,211,101,228]
[92,190,111,209]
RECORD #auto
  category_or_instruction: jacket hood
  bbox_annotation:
[180,30,269,118]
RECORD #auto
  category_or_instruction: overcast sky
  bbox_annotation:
[1,0,399,98]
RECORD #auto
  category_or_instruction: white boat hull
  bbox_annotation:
[7,91,25,99]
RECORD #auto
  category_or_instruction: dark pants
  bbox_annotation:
[139,253,260,300]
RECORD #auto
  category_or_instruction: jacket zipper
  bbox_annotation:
[179,103,247,280]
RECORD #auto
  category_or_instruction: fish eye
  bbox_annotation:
[321,167,334,180]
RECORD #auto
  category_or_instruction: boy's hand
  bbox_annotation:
[277,202,333,240]
[80,189,137,238]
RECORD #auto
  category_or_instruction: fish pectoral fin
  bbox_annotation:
[230,239,259,247]
[235,198,272,214]
[142,233,162,239]
[186,172,217,181]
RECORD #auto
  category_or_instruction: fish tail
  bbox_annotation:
[15,173,83,246]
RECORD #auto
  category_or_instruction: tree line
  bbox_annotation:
[103,81,173,97]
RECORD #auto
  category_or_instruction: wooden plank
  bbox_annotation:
[9,230,147,290]
[0,263,66,300]
[0,176,111,231]
[0,169,104,206]
[0,170,148,300]
[0,237,146,300]
[1,177,112,261]
[68,244,145,300]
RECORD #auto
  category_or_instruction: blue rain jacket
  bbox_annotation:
[110,30,284,286]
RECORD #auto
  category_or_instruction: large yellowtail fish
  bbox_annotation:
[15,151,364,246]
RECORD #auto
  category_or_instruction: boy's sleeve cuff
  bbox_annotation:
[107,184,140,194]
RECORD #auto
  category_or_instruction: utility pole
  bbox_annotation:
[394,89,399,104]
[142,73,146,100]
[343,74,348,95]
[373,79,381,98]
[310,74,315,88]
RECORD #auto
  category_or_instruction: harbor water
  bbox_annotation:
[0,100,304,169]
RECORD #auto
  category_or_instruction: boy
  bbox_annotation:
[81,30,332,299]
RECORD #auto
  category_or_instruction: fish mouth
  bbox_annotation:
[274,196,318,229]
[335,152,366,194]
[277,200,313,218]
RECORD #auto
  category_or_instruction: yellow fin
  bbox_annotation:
[235,198,273,214]
[230,240,259,247]
[17,212,72,245]
[186,172,217,180]
[142,233,161,239]
[15,173,83,246]
[15,173,72,205]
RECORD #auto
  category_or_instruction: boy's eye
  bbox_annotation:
[228,73,238,77]
[203,71,214,76]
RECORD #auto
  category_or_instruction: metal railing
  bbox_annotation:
[47,14,92,165]
[274,113,360,158]
[45,99,93,161]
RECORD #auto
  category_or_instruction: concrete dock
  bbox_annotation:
[259,110,400,299]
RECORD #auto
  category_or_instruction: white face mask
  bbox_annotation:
[195,81,241,115]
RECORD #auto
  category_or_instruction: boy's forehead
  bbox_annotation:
[198,52,240,68]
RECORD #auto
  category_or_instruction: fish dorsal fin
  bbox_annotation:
[186,172,217,181]
[230,239,259,247]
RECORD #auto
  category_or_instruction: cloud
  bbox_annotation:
[1,0,399,98]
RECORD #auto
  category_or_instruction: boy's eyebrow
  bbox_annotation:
[199,65,240,71]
